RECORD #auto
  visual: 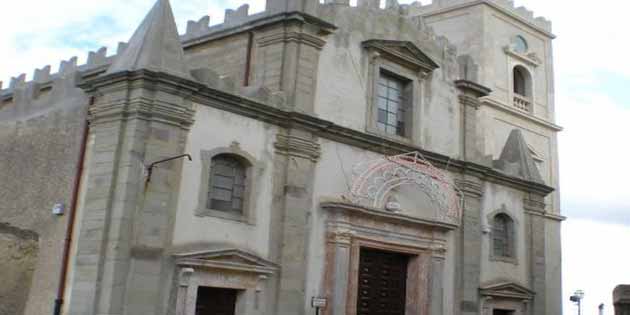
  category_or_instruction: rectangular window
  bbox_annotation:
[376,71,409,137]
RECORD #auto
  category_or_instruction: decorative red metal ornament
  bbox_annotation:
[347,152,462,225]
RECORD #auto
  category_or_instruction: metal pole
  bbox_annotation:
[578,298,581,315]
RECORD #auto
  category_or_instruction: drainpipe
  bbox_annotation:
[243,31,254,87]
[53,97,91,315]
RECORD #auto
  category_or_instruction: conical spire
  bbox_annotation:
[107,0,192,79]
[493,129,543,183]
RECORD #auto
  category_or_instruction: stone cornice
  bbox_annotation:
[258,31,328,50]
[455,79,492,98]
[274,133,321,162]
[454,178,484,198]
[362,39,440,73]
[192,88,555,197]
[77,69,555,196]
[321,201,458,231]
[525,210,566,222]
[78,70,198,128]
[503,46,541,67]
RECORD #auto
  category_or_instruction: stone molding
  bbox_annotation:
[77,69,555,197]
[523,196,546,213]
[274,133,321,162]
[321,201,458,232]
[458,94,482,109]
[79,70,196,129]
[173,248,278,275]
[480,96,563,131]
[454,178,484,198]
[456,79,491,98]
[479,281,535,301]
[258,31,328,50]
[524,210,566,222]
[503,46,541,67]
[362,39,440,73]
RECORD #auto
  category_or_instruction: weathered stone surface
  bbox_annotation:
[0,224,38,315]
[107,0,192,79]
[493,129,544,183]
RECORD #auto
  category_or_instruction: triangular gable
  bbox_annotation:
[362,39,439,73]
[174,248,278,275]
[480,281,535,300]
[493,129,543,184]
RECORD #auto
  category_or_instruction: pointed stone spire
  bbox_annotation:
[107,0,192,79]
[493,129,543,183]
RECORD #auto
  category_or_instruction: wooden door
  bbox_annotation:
[195,286,237,315]
[357,248,409,315]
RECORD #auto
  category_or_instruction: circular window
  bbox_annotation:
[514,35,528,53]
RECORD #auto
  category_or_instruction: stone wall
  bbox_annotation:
[0,73,88,315]
[0,223,39,315]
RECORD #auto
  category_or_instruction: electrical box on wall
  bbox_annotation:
[52,203,65,216]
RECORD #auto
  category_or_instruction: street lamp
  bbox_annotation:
[570,290,585,315]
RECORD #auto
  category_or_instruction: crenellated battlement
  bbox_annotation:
[407,0,552,33]
[1,0,549,109]
[180,0,457,61]
[0,43,132,107]
[180,4,267,42]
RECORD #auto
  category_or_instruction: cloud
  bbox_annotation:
[563,219,630,315]
[508,0,630,226]
[0,0,265,83]
[556,86,630,225]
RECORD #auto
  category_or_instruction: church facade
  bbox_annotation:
[0,1,564,315]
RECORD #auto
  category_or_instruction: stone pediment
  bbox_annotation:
[362,39,439,73]
[173,248,278,275]
[480,281,535,300]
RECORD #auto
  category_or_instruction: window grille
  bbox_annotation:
[208,154,246,213]
[493,213,514,258]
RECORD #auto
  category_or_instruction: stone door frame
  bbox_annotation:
[320,201,456,315]
[173,248,277,315]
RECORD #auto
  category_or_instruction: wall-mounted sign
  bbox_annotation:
[311,297,327,308]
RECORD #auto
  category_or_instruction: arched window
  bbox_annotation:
[207,154,247,213]
[492,213,514,258]
[513,66,531,98]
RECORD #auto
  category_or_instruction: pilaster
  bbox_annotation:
[268,128,321,315]
[455,80,491,165]
[524,193,547,315]
[68,70,196,315]
[255,16,334,113]
[455,176,484,315]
